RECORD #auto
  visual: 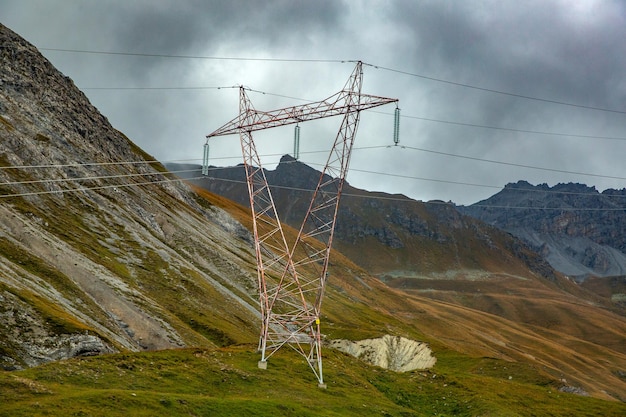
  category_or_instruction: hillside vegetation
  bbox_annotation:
[2,347,626,417]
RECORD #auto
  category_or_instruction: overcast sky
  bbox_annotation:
[3,0,626,205]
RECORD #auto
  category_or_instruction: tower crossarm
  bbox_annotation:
[206,90,398,138]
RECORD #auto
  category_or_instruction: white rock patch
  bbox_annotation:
[329,335,436,372]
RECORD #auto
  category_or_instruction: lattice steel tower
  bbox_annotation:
[205,61,397,387]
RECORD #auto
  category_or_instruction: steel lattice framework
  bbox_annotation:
[206,61,398,386]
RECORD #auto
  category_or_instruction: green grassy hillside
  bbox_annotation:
[2,347,625,417]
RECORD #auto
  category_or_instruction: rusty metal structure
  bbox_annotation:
[205,61,397,386]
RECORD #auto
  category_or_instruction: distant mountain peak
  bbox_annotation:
[502,180,600,194]
[503,180,537,189]
[279,154,297,163]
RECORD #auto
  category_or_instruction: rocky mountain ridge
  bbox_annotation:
[460,180,626,281]
[169,157,626,331]
[169,157,557,282]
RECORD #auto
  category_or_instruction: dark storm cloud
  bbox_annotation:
[393,2,625,105]
[366,1,626,203]
[2,0,348,165]
[103,0,345,56]
[88,0,348,169]
[389,1,626,98]
[2,0,626,204]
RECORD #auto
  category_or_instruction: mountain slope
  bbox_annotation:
[0,22,416,369]
[169,157,556,280]
[0,22,269,367]
[169,160,626,399]
[169,158,626,317]
[1,22,626,408]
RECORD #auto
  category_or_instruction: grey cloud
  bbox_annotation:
[2,0,626,205]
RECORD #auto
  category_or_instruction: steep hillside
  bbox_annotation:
[0,21,416,371]
[0,22,264,368]
[460,180,626,281]
[2,22,626,410]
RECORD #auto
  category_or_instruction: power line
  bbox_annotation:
[245,88,314,103]
[40,48,345,63]
[0,157,610,200]
[461,202,626,211]
[0,159,163,170]
[82,86,238,91]
[0,173,201,199]
[196,175,626,211]
[369,110,626,142]
[244,88,626,141]
[304,159,626,199]
[362,62,626,115]
[2,156,624,210]
[399,145,626,181]
[78,86,312,105]
[3,145,624,198]
[0,168,199,187]
[0,148,337,171]
[3,50,622,209]
[173,154,626,202]
[39,47,626,114]
[103,134,626,186]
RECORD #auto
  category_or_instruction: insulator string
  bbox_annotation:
[393,107,400,146]
[202,142,210,175]
[294,124,301,160]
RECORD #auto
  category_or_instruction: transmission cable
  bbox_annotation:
[399,145,626,181]
[0,174,203,199]
[0,168,200,187]
[367,110,626,142]
[79,83,626,142]
[40,48,345,63]
[362,62,626,115]
[39,47,626,114]
[2,155,622,201]
[302,159,626,199]
[196,175,626,211]
[2,159,625,210]
[3,145,625,198]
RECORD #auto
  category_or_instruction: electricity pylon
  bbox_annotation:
[205,61,397,387]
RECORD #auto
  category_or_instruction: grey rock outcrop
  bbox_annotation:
[329,335,436,372]
[461,181,626,280]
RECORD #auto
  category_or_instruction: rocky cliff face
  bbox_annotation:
[460,180,626,280]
